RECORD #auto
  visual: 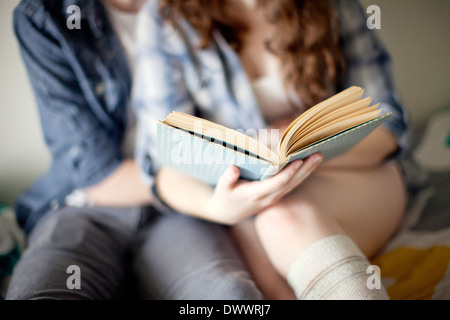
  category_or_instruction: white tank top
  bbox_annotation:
[105,3,138,158]
[251,73,304,124]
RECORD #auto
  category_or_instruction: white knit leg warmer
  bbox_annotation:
[287,234,389,300]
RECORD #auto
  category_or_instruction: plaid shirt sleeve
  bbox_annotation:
[336,0,410,157]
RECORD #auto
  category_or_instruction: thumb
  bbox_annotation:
[217,166,240,190]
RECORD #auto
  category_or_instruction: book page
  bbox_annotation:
[288,97,373,144]
[286,103,379,151]
[287,109,381,154]
[278,86,364,161]
[163,112,279,164]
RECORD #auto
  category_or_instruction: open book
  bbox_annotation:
[155,86,391,185]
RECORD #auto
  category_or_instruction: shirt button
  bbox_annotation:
[95,83,105,96]
[70,146,80,157]
[50,199,60,211]
[106,50,116,59]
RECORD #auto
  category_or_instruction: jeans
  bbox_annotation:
[6,206,263,300]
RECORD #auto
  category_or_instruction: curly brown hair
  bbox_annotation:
[160,0,346,108]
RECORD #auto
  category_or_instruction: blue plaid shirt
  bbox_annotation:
[133,0,409,187]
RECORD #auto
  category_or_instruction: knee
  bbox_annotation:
[5,254,89,300]
[255,200,320,235]
[166,266,264,300]
[27,208,92,251]
[214,273,264,300]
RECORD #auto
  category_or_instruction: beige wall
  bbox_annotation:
[360,0,450,125]
[0,0,51,205]
[1,0,449,205]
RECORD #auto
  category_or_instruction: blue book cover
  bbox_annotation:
[156,114,391,186]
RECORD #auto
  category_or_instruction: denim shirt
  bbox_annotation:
[133,0,410,202]
[14,0,131,233]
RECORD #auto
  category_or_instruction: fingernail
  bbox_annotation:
[230,167,239,178]
[294,160,302,169]
[315,157,323,165]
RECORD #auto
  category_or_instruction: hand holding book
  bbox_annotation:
[201,155,322,224]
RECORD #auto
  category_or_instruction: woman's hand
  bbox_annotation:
[204,153,323,225]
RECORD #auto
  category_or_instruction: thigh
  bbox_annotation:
[254,160,407,267]
[288,160,408,258]
[132,212,263,300]
[6,206,140,300]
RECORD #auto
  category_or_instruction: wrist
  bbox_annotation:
[202,191,219,221]
[202,193,238,226]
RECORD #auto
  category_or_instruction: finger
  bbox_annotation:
[288,153,322,184]
[243,160,304,197]
[216,165,240,190]
[269,153,323,200]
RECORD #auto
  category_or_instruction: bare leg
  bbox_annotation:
[232,160,407,298]
[231,219,296,300]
